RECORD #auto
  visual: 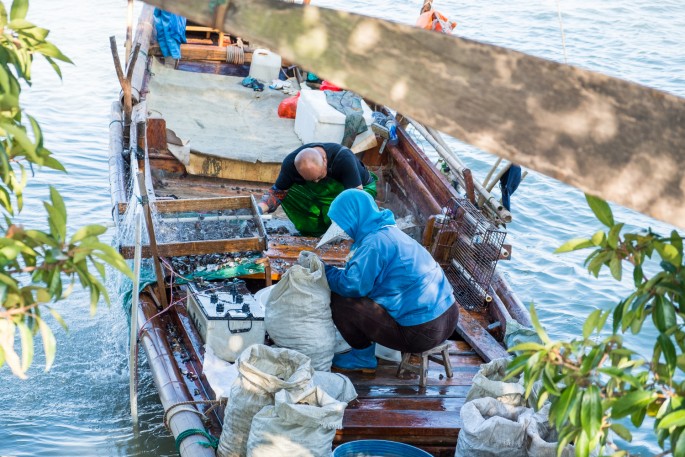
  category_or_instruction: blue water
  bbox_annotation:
[0,0,681,455]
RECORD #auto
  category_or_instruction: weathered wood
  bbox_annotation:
[386,143,441,216]
[186,153,281,183]
[264,235,350,265]
[128,4,154,104]
[141,0,685,228]
[120,237,264,259]
[153,196,252,213]
[492,273,533,327]
[137,172,168,309]
[150,43,255,62]
[456,310,510,362]
[147,118,168,153]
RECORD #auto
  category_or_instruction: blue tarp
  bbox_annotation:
[154,8,187,59]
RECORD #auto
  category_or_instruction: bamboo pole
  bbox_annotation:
[129,211,143,425]
[486,162,513,193]
[482,157,503,190]
[136,172,169,309]
[407,119,512,223]
[127,5,154,105]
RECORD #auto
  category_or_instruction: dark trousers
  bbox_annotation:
[330,293,459,353]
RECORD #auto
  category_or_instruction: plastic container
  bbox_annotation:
[249,49,282,82]
[333,440,432,457]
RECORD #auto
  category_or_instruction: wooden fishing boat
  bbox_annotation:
[109,4,533,457]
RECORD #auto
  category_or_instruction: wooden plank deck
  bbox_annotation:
[334,340,482,456]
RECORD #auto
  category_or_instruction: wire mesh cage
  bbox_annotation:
[432,198,507,311]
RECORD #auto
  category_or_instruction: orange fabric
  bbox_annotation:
[277,93,300,119]
[416,10,456,34]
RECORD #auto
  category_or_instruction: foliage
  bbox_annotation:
[507,194,685,457]
[0,0,132,378]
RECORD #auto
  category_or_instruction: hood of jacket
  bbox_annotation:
[327,189,395,249]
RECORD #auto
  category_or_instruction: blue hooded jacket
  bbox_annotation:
[324,189,455,326]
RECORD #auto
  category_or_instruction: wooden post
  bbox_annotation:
[136,172,169,309]
[129,211,143,425]
[110,36,141,149]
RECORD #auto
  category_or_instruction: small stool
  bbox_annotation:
[396,341,453,388]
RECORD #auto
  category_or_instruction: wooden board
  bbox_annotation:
[186,153,281,183]
[120,237,265,259]
[140,0,685,228]
[456,310,510,362]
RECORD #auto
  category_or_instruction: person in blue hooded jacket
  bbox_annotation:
[319,189,459,372]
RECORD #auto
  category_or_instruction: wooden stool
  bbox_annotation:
[396,341,453,388]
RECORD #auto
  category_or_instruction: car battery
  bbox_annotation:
[186,279,266,362]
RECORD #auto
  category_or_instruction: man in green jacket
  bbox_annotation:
[257,142,377,236]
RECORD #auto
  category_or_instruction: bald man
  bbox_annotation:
[258,143,377,236]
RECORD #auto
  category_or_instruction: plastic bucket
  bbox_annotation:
[333,440,432,457]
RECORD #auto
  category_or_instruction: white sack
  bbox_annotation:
[265,251,336,371]
[202,344,239,399]
[465,357,526,406]
[312,371,357,403]
[216,345,313,457]
[527,404,575,457]
[247,386,346,457]
[455,397,532,457]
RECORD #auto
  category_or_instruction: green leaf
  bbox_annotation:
[656,242,680,266]
[70,224,107,244]
[653,295,677,332]
[16,320,33,374]
[36,316,56,371]
[586,194,615,227]
[9,0,28,21]
[529,303,550,344]
[555,238,594,253]
[47,307,68,331]
[673,428,685,457]
[591,230,606,246]
[575,430,590,457]
[658,409,685,429]
[633,265,644,286]
[631,405,647,427]
[583,309,602,339]
[609,254,622,281]
[607,223,624,249]
[611,390,655,419]
[610,422,633,442]
[0,2,8,28]
[552,383,578,429]
[581,385,603,437]
[658,334,677,375]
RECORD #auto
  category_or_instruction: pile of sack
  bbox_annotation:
[456,357,575,457]
[216,344,357,457]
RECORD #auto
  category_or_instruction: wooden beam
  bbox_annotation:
[153,196,252,213]
[456,310,510,362]
[149,43,255,62]
[142,0,685,228]
[120,237,264,259]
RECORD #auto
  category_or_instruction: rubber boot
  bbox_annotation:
[332,343,378,374]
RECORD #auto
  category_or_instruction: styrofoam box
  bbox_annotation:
[294,89,375,145]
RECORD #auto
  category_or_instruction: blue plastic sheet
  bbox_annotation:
[154,8,187,59]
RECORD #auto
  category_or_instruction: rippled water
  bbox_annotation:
[1,0,681,455]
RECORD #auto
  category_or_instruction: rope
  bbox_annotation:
[175,428,219,453]
[164,398,227,430]
[226,43,245,65]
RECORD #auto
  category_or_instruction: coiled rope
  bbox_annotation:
[226,38,245,64]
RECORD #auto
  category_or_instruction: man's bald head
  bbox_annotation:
[294,147,327,182]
